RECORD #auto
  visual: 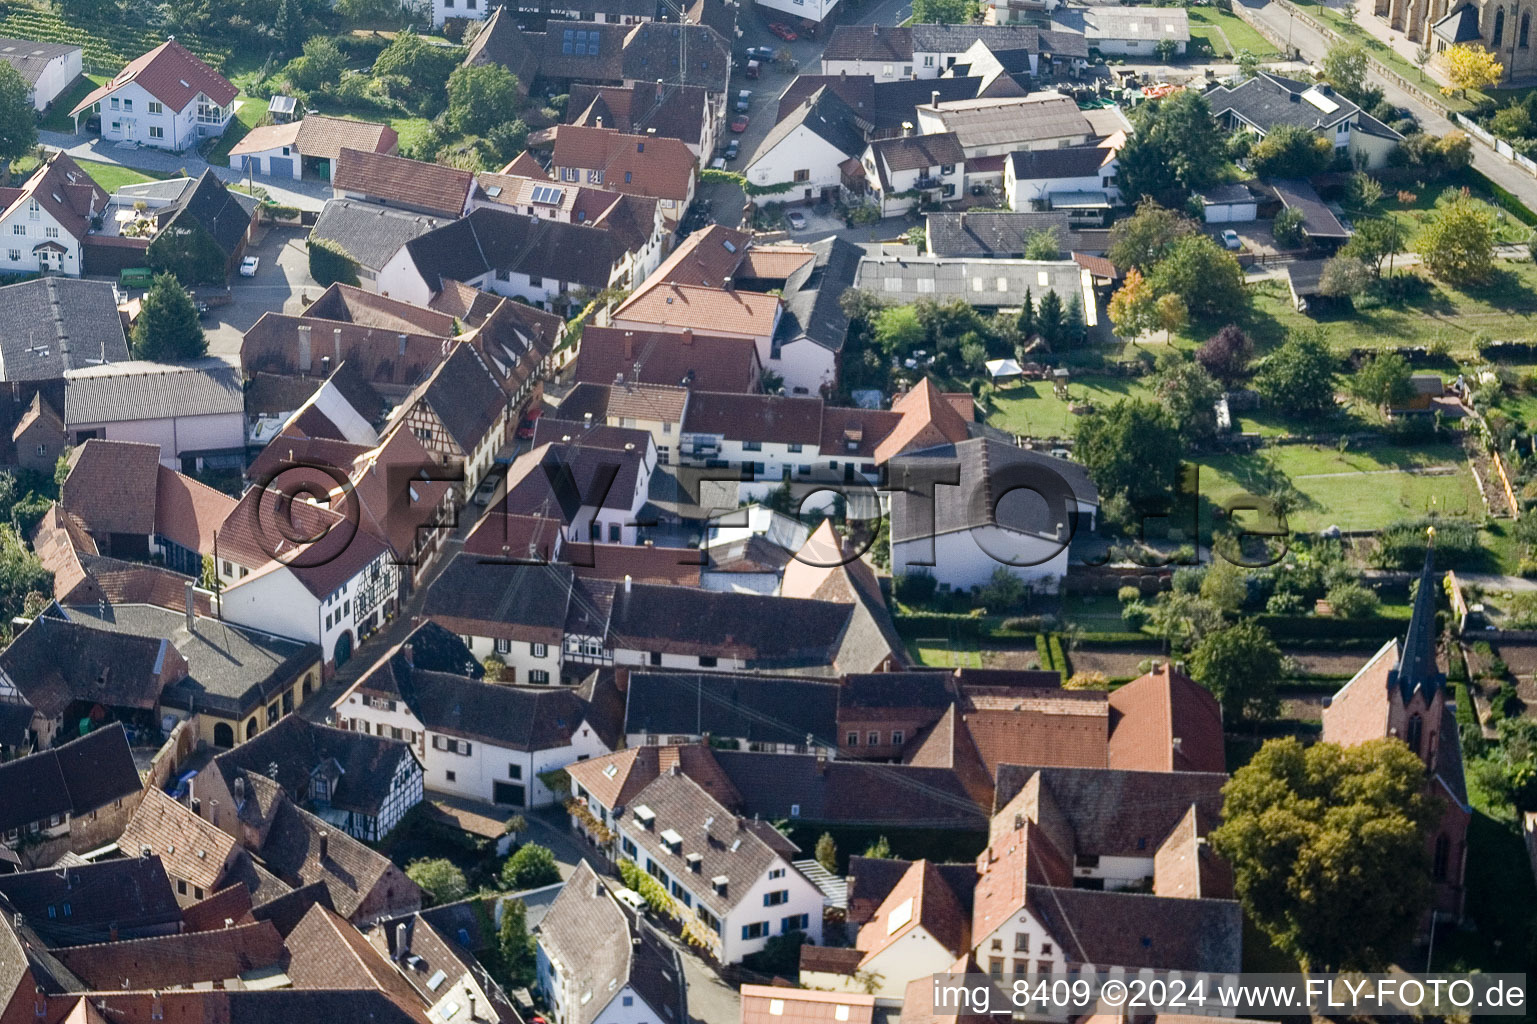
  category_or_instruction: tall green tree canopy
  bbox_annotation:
[1075,399,1183,520]
[1147,235,1249,320]
[406,857,469,906]
[910,0,977,22]
[1189,617,1281,721]
[0,63,37,178]
[132,273,207,361]
[1117,90,1225,201]
[1154,358,1223,445]
[447,63,521,137]
[1416,193,1497,286]
[1210,736,1436,970]
[1108,201,1198,274]
[1349,352,1414,411]
[1254,330,1338,416]
[1248,123,1334,179]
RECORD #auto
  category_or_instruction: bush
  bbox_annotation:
[894,571,938,605]
[1326,581,1381,619]
[500,843,560,890]
[309,236,360,287]
[1117,585,1141,604]
[406,858,468,906]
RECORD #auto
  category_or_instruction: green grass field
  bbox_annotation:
[71,159,166,193]
[1195,442,1480,532]
[1188,7,1281,58]
[1241,259,1537,354]
[981,376,1159,439]
[40,75,106,133]
[905,642,986,668]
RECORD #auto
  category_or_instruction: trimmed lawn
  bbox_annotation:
[1245,259,1537,354]
[906,642,985,668]
[980,375,1159,440]
[72,159,166,193]
[40,75,106,133]
[1194,442,1481,533]
[1189,7,1280,57]
[205,93,269,167]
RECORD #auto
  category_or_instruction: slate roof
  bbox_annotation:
[618,769,799,916]
[753,86,868,166]
[1025,885,1241,971]
[61,438,162,535]
[209,714,415,818]
[0,613,173,718]
[0,723,140,834]
[822,24,914,62]
[64,359,244,426]
[683,391,823,443]
[777,235,862,353]
[1270,178,1351,240]
[309,199,445,272]
[909,22,1080,54]
[1434,3,1482,43]
[334,148,474,218]
[0,277,129,382]
[533,20,628,82]
[393,667,595,751]
[609,582,856,667]
[0,856,182,945]
[570,81,711,147]
[888,437,1097,543]
[158,170,258,259]
[1204,73,1397,139]
[868,76,998,136]
[918,92,1090,150]
[711,749,989,828]
[400,205,625,293]
[624,670,841,746]
[0,36,78,86]
[249,790,415,920]
[870,132,965,176]
[991,764,1227,858]
[1008,145,1109,181]
[400,341,505,454]
[924,211,1111,258]
[620,21,730,93]
[574,325,761,392]
[539,862,685,1024]
[69,39,235,115]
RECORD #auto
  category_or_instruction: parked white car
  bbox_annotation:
[1221,229,1241,250]
[240,256,260,276]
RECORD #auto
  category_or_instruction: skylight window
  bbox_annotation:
[769,1001,785,1016]
[886,896,914,934]
[835,1007,851,1021]
[603,763,619,778]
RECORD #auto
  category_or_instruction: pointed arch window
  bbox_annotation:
[1494,7,1506,47]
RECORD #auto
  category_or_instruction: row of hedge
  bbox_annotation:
[1252,613,1407,640]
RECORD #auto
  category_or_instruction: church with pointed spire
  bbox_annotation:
[1321,541,1470,924]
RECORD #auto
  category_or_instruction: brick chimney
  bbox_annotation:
[681,327,694,345]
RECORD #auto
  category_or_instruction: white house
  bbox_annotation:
[755,0,842,25]
[745,86,867,202]
[536,862,684,1024]
[888,437,1098,592]
[861,132,966,216]
[70,39,237,151]
[336,633,613,808]
[1003,142,1121,212]
[213,484,401,671]
[63,360,246,469]
[914,92,1093,158]
[376,206,632,310]
[0,152,106,277]
[1204,73,1405,170]
[1051,6,1189,56]
[613,769,825,964]
[0,38,81,111]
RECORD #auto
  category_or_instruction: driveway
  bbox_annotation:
[203,225,320,358]
[39,129,335,212]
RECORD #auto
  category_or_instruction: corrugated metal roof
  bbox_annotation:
[64,359,244,425]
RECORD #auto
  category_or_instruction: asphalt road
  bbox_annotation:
[1242,0,1537,209]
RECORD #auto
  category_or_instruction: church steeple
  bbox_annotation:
[1388,535,1444,704]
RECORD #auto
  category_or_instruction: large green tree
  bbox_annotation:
[147,221,227,286]
[132,273,207,361]
[1349,352,1414,411]
[1148,234,1248,320]
[406,857,469,906]
[1322,40,1369,100]
[286,36,347,91]
[1253,330,1337,416]
[447,63,521,137]
[497,898,536,988]
[1341,217,1407,277]
[501,842,560,889]
[1108,200,1198,274]
[910,0,976,22]
[1075,399,1183,521]
[0,63,37,179]
[1210,736,1437,970]
[0,524,50,626]
[1416,194,1497,286]
[1116,90,1225,200]
[1248,123,1335,179]
[1189,618,1281,721]
[1154,358,1223,445]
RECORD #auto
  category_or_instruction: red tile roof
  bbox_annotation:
[740,986,876,1024]
[612,282,779,338]
[293,115,398,163]
[71,39,236,116]
[155,464,237,554]
[855,859,970,965]
[333,148,474,218]
[1106,663,1225,773]
[875,378,971,463]
[551,124,696,203]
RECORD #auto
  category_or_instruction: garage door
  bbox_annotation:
[267,156,295,179]
[493,781,526,807]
